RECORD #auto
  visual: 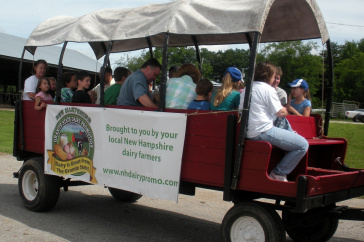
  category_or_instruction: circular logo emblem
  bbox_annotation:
[51,108,95,177]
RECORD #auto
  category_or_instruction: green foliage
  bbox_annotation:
[0,110,14,153]
[114,49,151,72]
[334,51,364,105]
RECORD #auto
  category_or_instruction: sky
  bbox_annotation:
[1,0,363,67]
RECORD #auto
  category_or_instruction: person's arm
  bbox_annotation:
[34,96,46,110]
[28,92,36,100]
[138,94,158,108]
[287,105,302,116]
[275,107,288,117]
[302,106,311,117]
[88,90,97,104]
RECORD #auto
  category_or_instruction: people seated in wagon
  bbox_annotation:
[210,67,241,111]
[117,58,161,108]
[239,62,308,182]
[286,79,312,117]
[165,63,201,109]
[187,79,213,111]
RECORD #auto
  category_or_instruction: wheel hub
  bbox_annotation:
[231,216,265,242]
[22,170,38,201]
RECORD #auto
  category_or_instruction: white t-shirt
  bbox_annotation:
[276,87,287,105]
[23,75,38,100]
[93,83,111,104]
[239,81,282,138]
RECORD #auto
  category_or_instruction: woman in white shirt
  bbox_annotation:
[23,59,48,100]
[239,62,308,182]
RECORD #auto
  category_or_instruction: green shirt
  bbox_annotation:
[104,83,122,105]
[210,90,240,111]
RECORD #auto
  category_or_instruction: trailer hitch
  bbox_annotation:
[335,157,349,171]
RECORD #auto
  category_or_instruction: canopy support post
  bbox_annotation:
[245,33,253,49]
[55,42,68,105]
[16,48,26,153]
[158,33,169,112]
[17,48,25,96]
[100,41,114,107]
[146,37,154,58]
[324,39,334,136]
[146,37,156,89]
[231,32,260,190]
[192,36,202,73]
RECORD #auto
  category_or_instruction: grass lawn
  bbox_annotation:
[327,122,364,169]
[0,110,14,154]
[0,110,363,168]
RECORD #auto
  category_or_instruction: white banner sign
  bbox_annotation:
[44,105,187,202]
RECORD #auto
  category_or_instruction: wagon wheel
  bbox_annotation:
[18,157,61,212]
[353,114,360,122]
[282,204,338,242]
[221,201,286,242]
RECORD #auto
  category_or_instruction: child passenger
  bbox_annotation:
[59,72,77,102]
[187,79,213,110]
[286,79,311,117]
[34,77,53,110]
[48,77,57,98]
[72,71,92,104]
[211,67,241,111]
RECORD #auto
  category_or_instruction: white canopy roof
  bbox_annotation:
[25,0,329,59]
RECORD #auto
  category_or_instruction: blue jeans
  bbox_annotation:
[250,126,309,176]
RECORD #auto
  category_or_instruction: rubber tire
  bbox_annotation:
[282,206,338,242]
[18,158,60,212]
[353,114,360,122]
[108,187,142,202]
[221,201,286,242]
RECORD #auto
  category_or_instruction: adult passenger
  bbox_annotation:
[239,62,308,182]
[117,58,161,108]
[272,67,287,106]
[91,66,113,104]
[104,67,131,105]
[210,67,241,111]
[165,63,201,109]
[23,59,48,100]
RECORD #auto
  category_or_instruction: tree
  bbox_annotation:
[259,41,323,107]
[334,52,364,105]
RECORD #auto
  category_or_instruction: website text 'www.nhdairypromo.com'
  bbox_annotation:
[102,168,179,187]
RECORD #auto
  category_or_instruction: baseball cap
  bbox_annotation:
[287,79,309,91]
[224,67,242,82]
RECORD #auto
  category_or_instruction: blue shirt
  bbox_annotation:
[290,99,311,115]
[187,100,210,110]
[117,69,150,107]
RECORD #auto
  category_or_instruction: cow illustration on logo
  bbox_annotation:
[47,107,97,184]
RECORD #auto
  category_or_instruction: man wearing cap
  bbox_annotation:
[286,79,311,117]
